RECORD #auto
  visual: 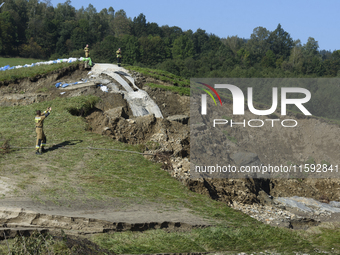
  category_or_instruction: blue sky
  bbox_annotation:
[50,0,339,51]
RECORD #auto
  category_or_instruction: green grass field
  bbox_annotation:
[0,57,45,67]
[124,65,190,96]
[0,61,339,254]
[125,65,190,87]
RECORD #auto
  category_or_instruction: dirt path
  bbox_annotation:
[0,153,211,234]
[0,162,211,234]
[0,196,211,235]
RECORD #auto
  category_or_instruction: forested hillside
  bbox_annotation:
[0,0,340,78]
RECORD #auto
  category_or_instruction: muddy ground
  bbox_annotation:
[1,63,340,232]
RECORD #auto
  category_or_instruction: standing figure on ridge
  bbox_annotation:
[35,107,52,155]
[116,48,122,67]
[84,44,89,58]
[84,44,90,68]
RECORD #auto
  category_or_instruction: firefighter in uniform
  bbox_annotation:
[116,48,122,67]
[35,107,52,155]
[84,44,89,57]
[84,44,89,68]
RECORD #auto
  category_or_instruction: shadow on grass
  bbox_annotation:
[47,140,83,152]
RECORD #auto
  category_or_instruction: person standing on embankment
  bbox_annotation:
[84,44,90,68]
[116,48,122,67]
[35,107,52,155]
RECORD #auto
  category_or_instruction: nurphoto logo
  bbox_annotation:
[201,84,311,116]
[200,83,312,128]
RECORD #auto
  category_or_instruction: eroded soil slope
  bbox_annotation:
[1,63,340,209]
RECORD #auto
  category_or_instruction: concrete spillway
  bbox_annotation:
[90,64,163,118]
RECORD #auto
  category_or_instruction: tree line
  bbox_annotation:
[0,0,340,78]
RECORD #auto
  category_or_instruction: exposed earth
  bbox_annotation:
[1,62,340,238]
[0,63,209,238]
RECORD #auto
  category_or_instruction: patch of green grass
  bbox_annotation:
[0,57,45,67]
[125,65,190,88]
[145,82,190,96]
[0,230,106,255]
[16,174,36,190]
[91,225,313,254]
[0,95,100,148]
[36,86,51,93]
[66,95,101,116]
[298,224,340,254]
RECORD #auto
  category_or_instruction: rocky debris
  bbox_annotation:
[83,67,192,159]
[289,218,320,230]
[230,201,324,230]
[275,196,340,214]
[104,106,129,120]
[0,207,209,235]
[143,86,190,118]
[330,201,340,208]
[188,125,340,203]
[0,93,47,106]
[130,71,163,88]
[87,112,190,157]
[269,178,340,203]
[179,174,340,229]
[170,157,191,179]
[191,123,206,131]
[152,157,338,229]
[230,200,297,228]
[183,178,266,204]
[167,115,189,124]
[229,195,340,230]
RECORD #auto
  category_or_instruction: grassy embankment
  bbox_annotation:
[125,65,190,96]
[0,58,339,254]
[0,57,45,67]
[0,57,78,82]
